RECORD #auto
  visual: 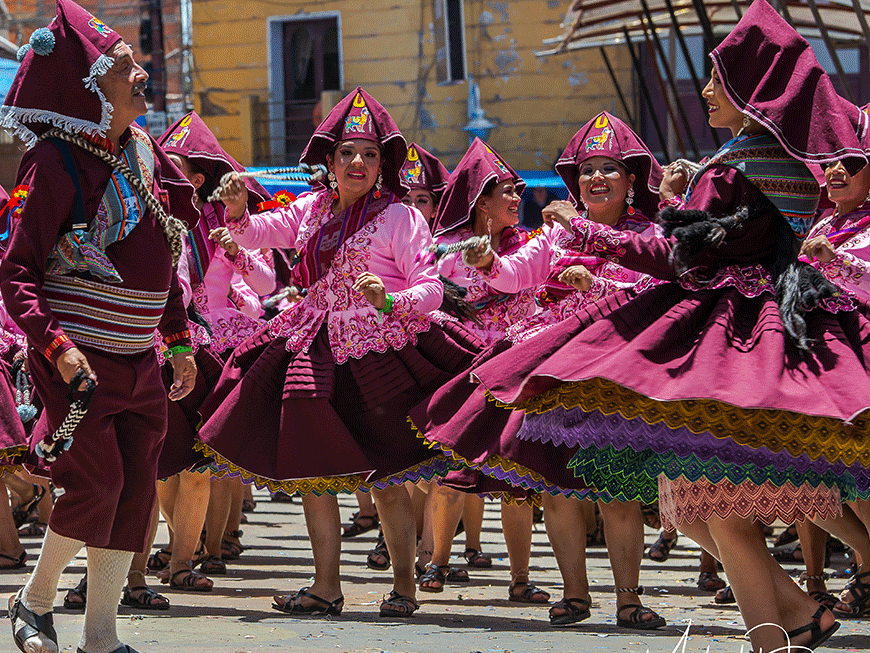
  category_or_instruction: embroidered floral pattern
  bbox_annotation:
[225,248,255,276]
[226,210,251,235]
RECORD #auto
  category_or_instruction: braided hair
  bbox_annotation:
[38,127,187,265]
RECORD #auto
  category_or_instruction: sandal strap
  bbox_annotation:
[10,591,58,648]
[551,597,591,613]
[786,605,825,640]
[419,564,448,584]
[381,590,418,615]
[617,603,657,623]
[510,582,549,601]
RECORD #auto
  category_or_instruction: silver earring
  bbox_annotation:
[328,171,338,198]
[626,187,635,215]
[374,173,383,198]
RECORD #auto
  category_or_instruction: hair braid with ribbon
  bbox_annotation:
[38,128,186,265]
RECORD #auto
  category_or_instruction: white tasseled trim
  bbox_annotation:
[0,54,115,149]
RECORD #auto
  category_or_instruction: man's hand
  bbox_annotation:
[56,347,97,390]
[168,351,197,401]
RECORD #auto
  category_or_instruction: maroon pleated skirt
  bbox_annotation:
[197,320,482,494]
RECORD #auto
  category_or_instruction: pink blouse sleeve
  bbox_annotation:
[384,205,443,316]
[226,193,315,251]
[223,247,276,296]
[482,223,566,293]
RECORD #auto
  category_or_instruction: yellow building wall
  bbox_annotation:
[191,0,634,169]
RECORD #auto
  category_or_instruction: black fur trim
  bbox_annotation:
[660,206,749,275]
[439,276,483,327]
[774,261,836,352]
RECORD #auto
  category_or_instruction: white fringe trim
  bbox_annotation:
[0,54,115,149]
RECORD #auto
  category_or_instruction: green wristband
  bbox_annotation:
[377,293,394,314]
[169,345,193,357]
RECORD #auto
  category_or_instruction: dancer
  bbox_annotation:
[196,86,481,618]
[412,113,668,628]
[0,2,198,652]
[442,3,868,650]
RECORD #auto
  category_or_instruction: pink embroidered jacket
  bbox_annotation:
[434,224,568,346]
[803,207,870,302]
[227,190,442,363]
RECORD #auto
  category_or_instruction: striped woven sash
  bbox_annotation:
[43,274,168,354]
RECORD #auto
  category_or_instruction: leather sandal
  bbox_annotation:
[366,531,390,571]
[464,547,492,568]
[17,522,46,538]
[647,533,678,562]
[120,585,170,611]
[809,589,840,611]
[697,571,726,592]
[379,590,418,618]
[786,605,839,650]
[549,597,591,626]
[714,585,736,604]
[9,589,58,653]
[221,530,244,561]
[508,582,550,604]
[147,548,171,572]
[63,576,87,610]
[616,603,667,630]
[168,561,213,592]
[833,570,870,618]
[418,563,449,593]
[199,554,227,575]
[272,587,343,615]
[77,645,140,653]
[341,512,379,538]
[0,551,27,570]
[11,485,46,529]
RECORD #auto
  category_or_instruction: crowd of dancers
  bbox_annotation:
[0,1,870,652]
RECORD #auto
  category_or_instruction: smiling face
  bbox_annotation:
[326,139,383,204]
[476,179,521,232]
[402,189,437,225]
[702,68,746,136]
[576,156,635,220]
[825,160,870,213]
[98,41,149,131]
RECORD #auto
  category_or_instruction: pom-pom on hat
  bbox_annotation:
[158,111,270,213]
[556,112,663,219]
[401,143,450,202]
[433,137,525,236]
[711,0,867,174]
[300,86,408,198]
[0,0,123,148]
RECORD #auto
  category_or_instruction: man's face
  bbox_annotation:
[98,41,149,129]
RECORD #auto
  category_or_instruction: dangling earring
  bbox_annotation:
[738,115,751,136]
[328,171,338,199]
[626,187,635,215]
[374,173,383,199]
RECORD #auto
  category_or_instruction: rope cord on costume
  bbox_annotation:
[421,235,491,263]
[668,158,703,179]
[35,369,97,464]
[37,128,187,265]
[11,358,37,423]
[206,164,328,204]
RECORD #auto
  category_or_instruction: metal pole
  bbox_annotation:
[599,46,637,130]
[622,26,672,162]
[805,0,857,103]
[149,0,167,129]
[691,0,716,54]
[640,0,701,159]
[851,0,870,50]
[640,25,688,158]
[663,0,720,148]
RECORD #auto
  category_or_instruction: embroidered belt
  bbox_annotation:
[43,274,168,355]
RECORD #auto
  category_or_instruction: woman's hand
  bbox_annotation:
[542,200,579,230]
[353,272,388,310]
[660,164,688,200]
[56,346,97,390]
[209,227,240,257]
[800,235,836,264]
[217,173,248,221]
[558,265,593,292]
[463,239,494,270]
[168,351,197,401]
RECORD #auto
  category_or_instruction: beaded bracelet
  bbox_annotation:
[377,293,395,315]
[168,345,194,357]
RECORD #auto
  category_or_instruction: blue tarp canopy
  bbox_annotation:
[0,58,18,102]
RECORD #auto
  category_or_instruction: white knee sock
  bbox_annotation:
[78,547,134,653]
[21,526,84,615]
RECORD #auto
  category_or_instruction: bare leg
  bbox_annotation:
[373,484,417,599]
[502,501,549,601]
[415,482,434,570]
[204,476,233,558]
[0,480,25,564]
[419,483,465,591]
[462,495,485,552]
[706,513,836,653]
[795,518,834,605]
[167,470,212,590]
[598,500,662,624]
[124,499,169,608]
[273,492,343,610]
[542,494,590,620]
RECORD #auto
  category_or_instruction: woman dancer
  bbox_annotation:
[438,3,869,650]
[196,87,481,618]
[412,113,668,628]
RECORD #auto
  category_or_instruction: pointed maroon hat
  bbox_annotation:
[433,138,526,235]
[300,86,408,198]
[556,111,662,218]
[0,0,123,147]
[401,143,450,201]
[158,111,270,213]
[711,0,867,173]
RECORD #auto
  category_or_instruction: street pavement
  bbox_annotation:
[2,490,868,652]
